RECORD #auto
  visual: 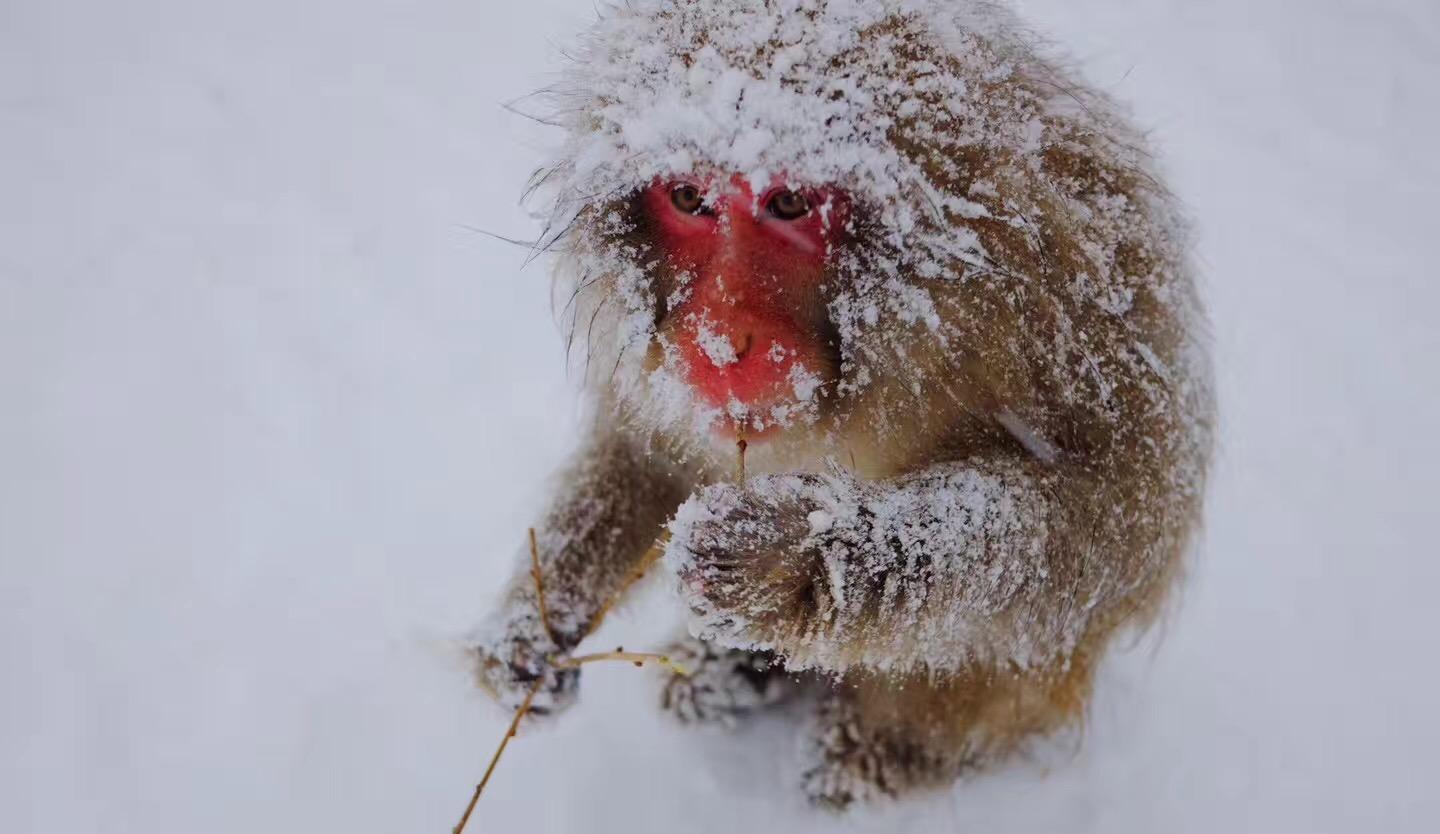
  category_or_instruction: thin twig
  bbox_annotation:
[554,649,690,677]
[454,531,674,832]
[453,677,543,834]
[528,528,556,643]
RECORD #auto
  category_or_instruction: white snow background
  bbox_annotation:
[3,0,1438,831]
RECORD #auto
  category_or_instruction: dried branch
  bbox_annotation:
[453,677,543,834]
[453,529,675,833]
[554,648,690,677]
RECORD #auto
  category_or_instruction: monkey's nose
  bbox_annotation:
[733,332,754,360]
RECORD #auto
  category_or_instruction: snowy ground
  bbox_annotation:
[3,1,1438,831]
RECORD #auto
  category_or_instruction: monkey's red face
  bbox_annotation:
[644,175,850,439]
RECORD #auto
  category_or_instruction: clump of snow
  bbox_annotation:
[692,314,739,367]
[788,363,822,402]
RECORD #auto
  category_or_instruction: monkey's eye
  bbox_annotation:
[766,189,811,221]
[670,183,707,215]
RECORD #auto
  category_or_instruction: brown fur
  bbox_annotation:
[474,0,1213,807]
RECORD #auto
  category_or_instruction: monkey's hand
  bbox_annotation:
[665,464,1051,671]
[468,597,580,719]
[664,471,875,662]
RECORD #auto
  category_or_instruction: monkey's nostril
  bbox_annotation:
[734,332,754,359]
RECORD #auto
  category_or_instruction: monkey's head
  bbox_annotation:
[532,0,1206,481]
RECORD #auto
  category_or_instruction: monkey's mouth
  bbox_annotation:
[672,314,830,441]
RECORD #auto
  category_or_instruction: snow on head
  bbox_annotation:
[550,0,997,268]
[570,1,900,197]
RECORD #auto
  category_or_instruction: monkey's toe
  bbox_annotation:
[800,693,954,809]
[800,712,893,810]
[657,637,791,727]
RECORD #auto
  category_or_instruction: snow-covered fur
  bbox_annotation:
[472,0,1214,807]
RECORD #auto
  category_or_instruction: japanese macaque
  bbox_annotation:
[470,0,1213,808]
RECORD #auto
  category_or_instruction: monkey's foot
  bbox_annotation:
[658,637,791,727]
[800,695,946,810]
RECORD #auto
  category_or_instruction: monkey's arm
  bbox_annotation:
[470,425,689,714]
[665,460,1157,673]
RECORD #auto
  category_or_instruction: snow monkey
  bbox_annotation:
[470,0,1213,807]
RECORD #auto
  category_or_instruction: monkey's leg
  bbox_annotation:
[801,659,1097,809]
[657,636,794,727]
